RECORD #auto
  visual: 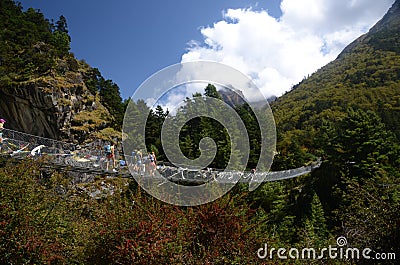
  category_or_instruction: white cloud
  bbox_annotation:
[151,82,213,114]
[181,0,395,98]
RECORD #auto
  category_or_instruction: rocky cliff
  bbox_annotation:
[0,58,118,143]
[0,0,122,144]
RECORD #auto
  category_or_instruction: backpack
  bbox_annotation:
[104,144,111,154]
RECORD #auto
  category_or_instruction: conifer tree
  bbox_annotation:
[204,84,222,100]
[330,108,399,179]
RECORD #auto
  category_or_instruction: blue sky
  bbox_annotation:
[18,0,281,99]
[18,0,394,101]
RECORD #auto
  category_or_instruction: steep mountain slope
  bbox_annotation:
[271,0,400,150]
[0,0,123,143]
[269,2,399,253]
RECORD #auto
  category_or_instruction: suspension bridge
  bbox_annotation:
[0,128,321,184]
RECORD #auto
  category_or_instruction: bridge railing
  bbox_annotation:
[1,128,322,182]
[2,128,75,151]
[1,128,131,172]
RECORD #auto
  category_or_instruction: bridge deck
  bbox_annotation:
[0,128,321,184]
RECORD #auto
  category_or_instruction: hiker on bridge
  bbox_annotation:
[130,149,140,173]
[0,119,5,152]
[147,151,157,176]
[105,142,116,171]
[136,150,144,175]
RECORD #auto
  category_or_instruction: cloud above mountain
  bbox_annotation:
[181,0,395,98]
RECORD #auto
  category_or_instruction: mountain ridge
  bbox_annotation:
[339,0,400,56]
[270,0,400,169]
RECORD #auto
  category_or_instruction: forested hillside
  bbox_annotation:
[272,0,400,167]
[269,0,400,258]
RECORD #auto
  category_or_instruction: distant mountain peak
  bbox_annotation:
[218,88,246,107]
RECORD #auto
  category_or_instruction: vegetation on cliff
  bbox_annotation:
[0,0,125,142]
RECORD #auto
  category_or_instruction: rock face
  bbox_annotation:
[0,60,112,142]
[219,88,246,107]
[0,83,60,139]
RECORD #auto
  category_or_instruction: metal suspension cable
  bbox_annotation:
[1,128,321,183]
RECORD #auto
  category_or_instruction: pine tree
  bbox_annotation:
[298,192,329,249]
[98,78,124,129]
[55,15,68,34]
[204,84,222,100]
[331,108,399,179]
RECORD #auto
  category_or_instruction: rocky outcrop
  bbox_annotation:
[0,59,113,143]
[0,82,60,139]
[219,88,246,107]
